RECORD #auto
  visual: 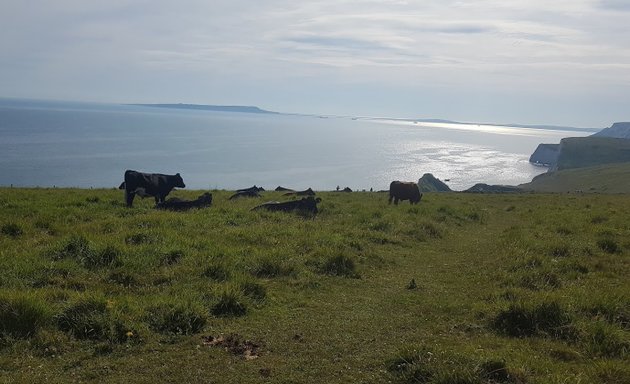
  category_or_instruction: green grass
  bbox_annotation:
[0,187,628,383]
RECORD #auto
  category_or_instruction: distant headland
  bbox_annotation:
[129,103,279,114]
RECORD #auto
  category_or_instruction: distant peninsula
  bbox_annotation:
[130,103,279,114]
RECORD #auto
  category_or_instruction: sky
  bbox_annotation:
[1,0,629,127]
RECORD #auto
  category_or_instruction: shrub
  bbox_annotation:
[203,263,231,282]
[250,257,295,278]
[0,293,50,338]
[107,270,139,287]
[125,232,155,245]
[211,287,247,317]
[585,322,629,358]
[492,301,575,339]
[556,226,573,235]
[520,271,562,290]
[597,238,621,254]
[56,297,111,340]
[161,250,184,266]
[84,245,122,269]
[1,222,23,237]
[48,236,121,269]
[31,329,72,357]
[550,244,570,258]
[421,222,442,239]
[145,303,207,335]
[477,359,512,383]
[49,235,94,261]
[85,196,100,203]
[583,296,630,328]
[238,279,266,302]
[590,361,630,384]
[385,347,435,383]
[317,254,359,278]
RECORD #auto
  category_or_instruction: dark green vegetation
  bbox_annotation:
[0,188,628,383]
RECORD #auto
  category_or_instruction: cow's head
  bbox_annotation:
[174,173,186,188]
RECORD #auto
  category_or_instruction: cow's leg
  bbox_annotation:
[388,194,393,204]
[125,190,135,207]
[394,197,399,205]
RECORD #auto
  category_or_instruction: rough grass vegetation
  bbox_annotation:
[0,188,628,383]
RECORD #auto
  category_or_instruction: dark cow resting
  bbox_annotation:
[237,185,265,193]
[274,186,294,192]
[283,187,316,196]
[252,196,322,214]
[120,170,185,207]
[229,190,261,200]
[155,192,213,211]
[389,181,422,205]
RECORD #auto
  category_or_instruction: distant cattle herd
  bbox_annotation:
[118,169,423,214]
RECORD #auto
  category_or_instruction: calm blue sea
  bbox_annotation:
[0,98,597,191]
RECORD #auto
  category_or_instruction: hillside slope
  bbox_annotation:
[520,162,630,193]
[553,136,630,171]
[592,121,630,139]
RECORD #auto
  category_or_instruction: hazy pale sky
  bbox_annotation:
[1,0,629,127]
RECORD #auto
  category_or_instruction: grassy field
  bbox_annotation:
[0,188,628,383]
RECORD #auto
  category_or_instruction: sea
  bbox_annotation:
[0,98,599,191]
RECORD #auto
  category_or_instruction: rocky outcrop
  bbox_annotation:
[529,144,560,167]
[592,122,630,139]
[417,173,452,192]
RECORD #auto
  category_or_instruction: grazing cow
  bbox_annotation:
[119,170,185,207]
[252,196,322,215]
[275,186,294,192]
[229,190,261,200]
[389,181,422,205]
[155,192,213,211]
[283,187,316,196]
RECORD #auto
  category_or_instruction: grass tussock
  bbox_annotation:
[211,286,247,317]
[0,293,51,338]
[145,302,207,335]
[1,222,23,237]
[492,301,576,339]
[56,296,137,343]
[316,254,360,278]
[386,347,522,384]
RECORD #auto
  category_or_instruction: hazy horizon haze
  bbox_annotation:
[1,1,629,127]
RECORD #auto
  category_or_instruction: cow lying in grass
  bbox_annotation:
[155,192,213,211]
[229,190,261,200]
[252,196,321,215]
[283,187,316,196]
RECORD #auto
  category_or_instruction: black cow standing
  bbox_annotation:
[388,181,422,205]
[119,170,185,207]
